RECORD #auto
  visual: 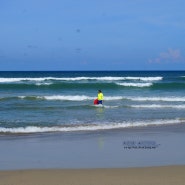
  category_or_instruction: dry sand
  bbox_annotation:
[0,165,185,185]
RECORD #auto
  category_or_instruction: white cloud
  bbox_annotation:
[149,48,183,63]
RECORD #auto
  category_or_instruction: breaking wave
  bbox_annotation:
[117,82,153,87]
[130,97,185,102]
[18,95,123,101]
[17,95,185,102]
[0,76,163,83]
[0,119,184,134]
[131,104,185,109]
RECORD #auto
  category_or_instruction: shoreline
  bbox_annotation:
[1,165,185,185]
[0,124,185,170]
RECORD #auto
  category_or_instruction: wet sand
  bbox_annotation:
[0,125,185,184]
[1,124,185,170]
[0,165,185,185]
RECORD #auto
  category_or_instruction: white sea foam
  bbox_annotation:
[0,76,163,83]
[42,95,124,101]
[130,97,185,102]
[122,77,162,81]
[0,119,183,134]
[93,104,119,108]
[19,95,123,101]
[19,95,94,101]
[131,104,185,109]
[43,95,94,101]
[18,95,185,102]
[36,82,53,86]
[0,77,56,83]
[117,82,152,87]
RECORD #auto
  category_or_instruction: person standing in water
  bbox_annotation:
[97,90,104,104]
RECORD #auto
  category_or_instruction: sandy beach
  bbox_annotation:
[1,123,185,185]
[0,165,185,185]
[1,124,185,170]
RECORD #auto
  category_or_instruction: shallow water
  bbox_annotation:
[0,71,185,135]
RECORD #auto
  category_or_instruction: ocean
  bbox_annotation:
[0,71,185,135]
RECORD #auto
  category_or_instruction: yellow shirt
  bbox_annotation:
[98,92,104,100]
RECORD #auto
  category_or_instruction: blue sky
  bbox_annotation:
[0,0,185,70]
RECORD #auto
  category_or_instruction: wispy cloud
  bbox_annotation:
[148,48,183,63]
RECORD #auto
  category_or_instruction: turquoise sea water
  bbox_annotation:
[0,71,185,135]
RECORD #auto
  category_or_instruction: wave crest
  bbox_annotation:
[0,76,163,83]
[14,95,185,102]
[0,119,183,134]
[131,104,185,109]
[117,82,152,87]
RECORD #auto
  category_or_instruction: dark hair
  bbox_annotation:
[98,90,102,92]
